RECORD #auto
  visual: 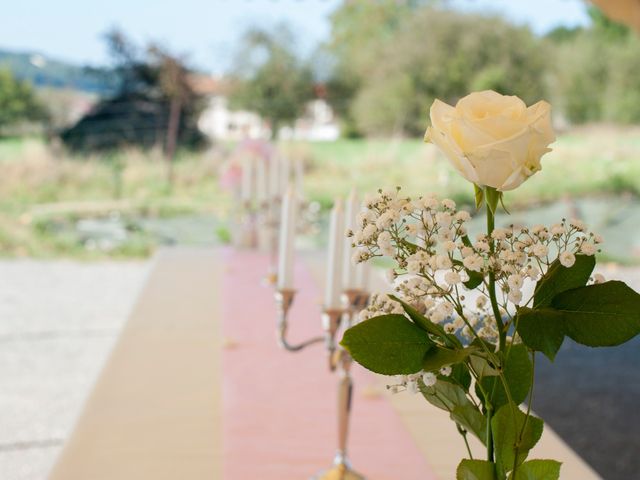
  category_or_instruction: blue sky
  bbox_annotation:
[0,0,591,73]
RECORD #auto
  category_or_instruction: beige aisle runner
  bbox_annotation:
[49,248,223,480]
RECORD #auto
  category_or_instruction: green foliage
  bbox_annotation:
[480,344,532,409]
[0,69,46,132]
[518,280,640,359]
[229,25,315,138]
[327,5,548,136]
[533,255,595,308]
[340,314,434,374]
[457,459,497,480]
[553,281,640,346]
[492,406,544,477]
[420,378,486,444]
[508,460,561,480]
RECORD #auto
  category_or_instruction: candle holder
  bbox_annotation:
[274,288,369,480]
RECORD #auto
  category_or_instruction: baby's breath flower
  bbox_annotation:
[550,223,565,236]
[422,372,437,387]
[442,198,456,210]
[444,270,462,286]
[593,273,605,284]
[491,228,508,240]
[532,243,548,258]
[455,210,471,222]
[580,242,597,256]
[559,251,576,268]
[440,366,452,376]
[463,254,484,272]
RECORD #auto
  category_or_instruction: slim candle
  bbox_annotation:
[256,158,267,205]
[241,157,253,204]
[294,159,304,198]
[342,188,359,290]
[269,156,280,200]
[356,260,371,293]
[277,187,297,290]
[324,199,344,310]
[279,156,291,197]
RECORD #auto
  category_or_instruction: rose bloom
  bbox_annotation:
[424,90,556,191]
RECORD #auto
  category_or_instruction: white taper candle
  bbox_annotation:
[269,156,280,200]
[342,188,359,290]
[324,199,344,310]
[277,187,297,290]
[256,158,267,205]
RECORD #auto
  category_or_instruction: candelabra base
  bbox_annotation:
[311,464,365,480]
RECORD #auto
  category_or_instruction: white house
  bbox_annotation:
[192,75,340,142]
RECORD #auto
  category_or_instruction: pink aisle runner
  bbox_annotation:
[221,249,437,479]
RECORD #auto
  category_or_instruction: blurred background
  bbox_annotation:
[0,1,639,479]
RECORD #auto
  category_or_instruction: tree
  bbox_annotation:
[61,29,205,161]
[0,68,46,133]
[328,6,548,136]
[229,25,315,138]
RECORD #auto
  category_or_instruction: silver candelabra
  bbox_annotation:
[274,287,369,480]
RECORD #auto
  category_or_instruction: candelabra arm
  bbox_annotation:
[275,289,323,352]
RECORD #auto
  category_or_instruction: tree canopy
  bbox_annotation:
[0,68,46,133]
[229,25,315,138]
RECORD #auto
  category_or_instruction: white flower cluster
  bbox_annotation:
[348,188,605,384]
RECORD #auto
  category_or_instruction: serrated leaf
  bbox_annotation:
[457,459,497,480]
[341,314,434,375]
[492,405,544,476]
[552,280,640,347]
[509,459,561,480]
[481,344,532,409]
[534,255,595,308]
[516,307,565,361]
[423,346,478,372]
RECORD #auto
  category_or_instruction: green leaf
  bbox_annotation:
[419,378,468,411]
[480,344,532,409]
[492,405,544,476]
[534,255,595,308]
[485,187,500,215]
[388,294,459,347]
[451,403,487,444]
[457,459,497,480]
[423,346,478,372]
[453,259,485,289]
[474,184,485,210]
[552,280,640,347]
[341,314,434,375]
[509,459,561,480]
[451,362,473,390]
[469,351,499,378]
[516,308,565,361]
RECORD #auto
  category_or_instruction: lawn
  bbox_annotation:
[1,127,639,259]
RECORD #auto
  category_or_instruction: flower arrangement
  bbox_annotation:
[341,91,640,480]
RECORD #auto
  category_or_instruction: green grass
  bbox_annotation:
[1,127,640,259]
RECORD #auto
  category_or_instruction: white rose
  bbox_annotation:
[425,90,555,191]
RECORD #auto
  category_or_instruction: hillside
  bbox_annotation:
[0,48,118,95]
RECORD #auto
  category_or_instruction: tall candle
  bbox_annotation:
[294,159,304,198]
[256,158,267,205]
[342,188,359,290]
[277,187,297,290]
[324,199,344,310]
[356,260,371,293]
[279,156,291,196]
[240,157,253,203]
[269,156,280,200]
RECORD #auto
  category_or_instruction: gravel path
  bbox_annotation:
[0,260,149,480]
